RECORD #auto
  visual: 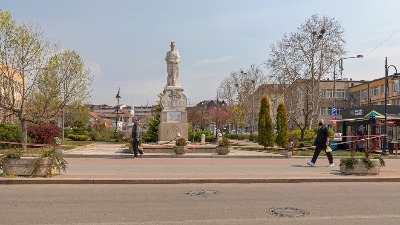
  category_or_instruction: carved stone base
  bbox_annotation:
[3,157,56,177]
[339,158,381,175]
[158,122,188,142]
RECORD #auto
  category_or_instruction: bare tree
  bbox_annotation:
[0,10,92,148]
[218,64,265,133]
[266,14,345,139]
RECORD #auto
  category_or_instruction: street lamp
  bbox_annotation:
[115,88,121,132]
[382,57,400,155]
[332,55,363,130]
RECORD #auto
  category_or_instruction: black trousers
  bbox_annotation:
[311,143,333,164]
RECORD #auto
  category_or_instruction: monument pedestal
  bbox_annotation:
[158,86,188,142]
[158,122,188,142]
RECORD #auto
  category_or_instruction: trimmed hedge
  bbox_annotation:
[67,134,90,141]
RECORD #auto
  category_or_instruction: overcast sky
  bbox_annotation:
[2,0,400,107]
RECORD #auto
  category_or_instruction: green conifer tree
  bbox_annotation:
[258,97,268,148]
[276,102,289,148]
[143,105,161,142]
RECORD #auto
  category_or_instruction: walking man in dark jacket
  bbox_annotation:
[307,119,334,167]
[131,117,143,158]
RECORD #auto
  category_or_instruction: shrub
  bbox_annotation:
[189,130,213,142]
[297,139,314,148]
[289,130,302,140]
[205,134,215,142]
[67,134,90,141]
[226,133,237,139]
[0,124,22,149]
[27,123,61,145]
[64,128,73,138]
[248,134,258,142]
[237,134,245,140]
[305,130,316,139]
[218,137,231,147]
[175,137,187,146]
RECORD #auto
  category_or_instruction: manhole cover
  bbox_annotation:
[184,190,220,197]
[267,207,310,218]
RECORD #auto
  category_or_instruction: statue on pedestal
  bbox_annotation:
[158,42,188,142]
[165,42,181,87]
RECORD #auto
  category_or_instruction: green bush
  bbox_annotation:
[226,133,238,139]
[237,134,245,140]
[297,139,314,148]
[67,134,90,141]
[0,124,22,149]
[305,130,316,139]
[189,130,212,142]
[64,128,73,138]
[248,134,258,142]
[289,130,302,140]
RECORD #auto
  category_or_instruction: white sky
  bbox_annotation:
[2,0,400,107]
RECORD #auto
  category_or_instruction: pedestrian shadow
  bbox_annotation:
[291,165,310,167]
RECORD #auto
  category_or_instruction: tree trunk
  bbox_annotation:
[21,117,27,150]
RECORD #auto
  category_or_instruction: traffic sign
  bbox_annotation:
[332,121,337,126]
[332,116,337,120]
[332,107,337,116]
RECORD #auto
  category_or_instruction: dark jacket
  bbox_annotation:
[132,122,141,139]
[316,125,329,144]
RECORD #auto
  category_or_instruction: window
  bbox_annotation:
[326,89,334,98]
[393,99,400,105]
[393,82,400,93]
[319,107,326,115]
[336,89,345,99]
[328,107,332,116]
[362,89,368,100]
[381,84,385,95]
[372,86,379,96]
[337,107,343,115]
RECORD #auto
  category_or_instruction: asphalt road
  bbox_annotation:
[1,183,400,225]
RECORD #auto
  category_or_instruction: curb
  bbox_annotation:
[1,177,400,185]
[62,154,287,159]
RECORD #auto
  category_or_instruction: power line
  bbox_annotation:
[364,28,400,57]
[342,28,400,77]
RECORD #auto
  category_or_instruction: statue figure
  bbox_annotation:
[165,42,181,86]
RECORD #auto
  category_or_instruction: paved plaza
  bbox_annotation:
[1,141,400,184]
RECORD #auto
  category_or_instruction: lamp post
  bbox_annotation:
[332,55,363,130]
[250,79,255,134]
[382,57,400,155]
[239,71,257,134]
[115,88,121,132]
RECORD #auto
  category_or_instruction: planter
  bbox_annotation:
[173,146,187,155]
[3,157,56,177]
[216,146,230,155]
[339,158,381,175]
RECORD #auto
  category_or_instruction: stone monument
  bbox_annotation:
[158,42,189,142]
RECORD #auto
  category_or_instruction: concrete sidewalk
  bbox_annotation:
[1,142,400,184]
